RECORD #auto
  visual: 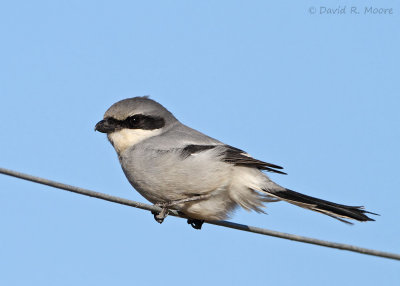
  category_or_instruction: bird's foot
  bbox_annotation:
[187,219,204,230]
[152,195,211,226]
[152,204,169,224]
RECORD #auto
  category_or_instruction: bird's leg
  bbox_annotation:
[158,194,212,207]
[152,194,212,225]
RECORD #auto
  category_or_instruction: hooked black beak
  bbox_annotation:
[94,119,116,133]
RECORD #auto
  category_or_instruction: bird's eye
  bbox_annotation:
[127,115,141,127]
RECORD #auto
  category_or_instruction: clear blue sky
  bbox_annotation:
[1,1,399,285]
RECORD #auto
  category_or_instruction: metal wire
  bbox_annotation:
[1,167,399,261]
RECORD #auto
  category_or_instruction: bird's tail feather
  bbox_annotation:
[264,188,377,224]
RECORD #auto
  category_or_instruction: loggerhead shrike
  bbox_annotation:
[95,96,376,229]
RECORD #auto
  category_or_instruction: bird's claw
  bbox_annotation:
[187,219,204,230]
[153,202,205,229]
[152,205,169,224]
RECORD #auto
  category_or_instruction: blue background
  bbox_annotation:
[1,1,399,285]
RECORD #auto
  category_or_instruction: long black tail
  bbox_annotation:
[265,188,377,224]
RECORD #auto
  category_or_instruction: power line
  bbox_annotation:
[1,167,399,261]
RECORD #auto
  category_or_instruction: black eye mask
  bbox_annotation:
[95,114,165,133]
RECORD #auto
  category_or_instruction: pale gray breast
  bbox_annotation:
[120,143,233,204]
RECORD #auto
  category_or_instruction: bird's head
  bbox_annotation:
[95,96,177,154]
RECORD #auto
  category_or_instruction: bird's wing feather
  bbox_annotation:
[180,144,286,175]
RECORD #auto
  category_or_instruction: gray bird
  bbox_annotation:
[95,96,376,229]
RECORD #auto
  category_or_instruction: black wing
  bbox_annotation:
[181,144,286,175]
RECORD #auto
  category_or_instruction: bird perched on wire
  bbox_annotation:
[95,96,376,229]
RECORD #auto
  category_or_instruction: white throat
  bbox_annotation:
[108,128,162,154]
